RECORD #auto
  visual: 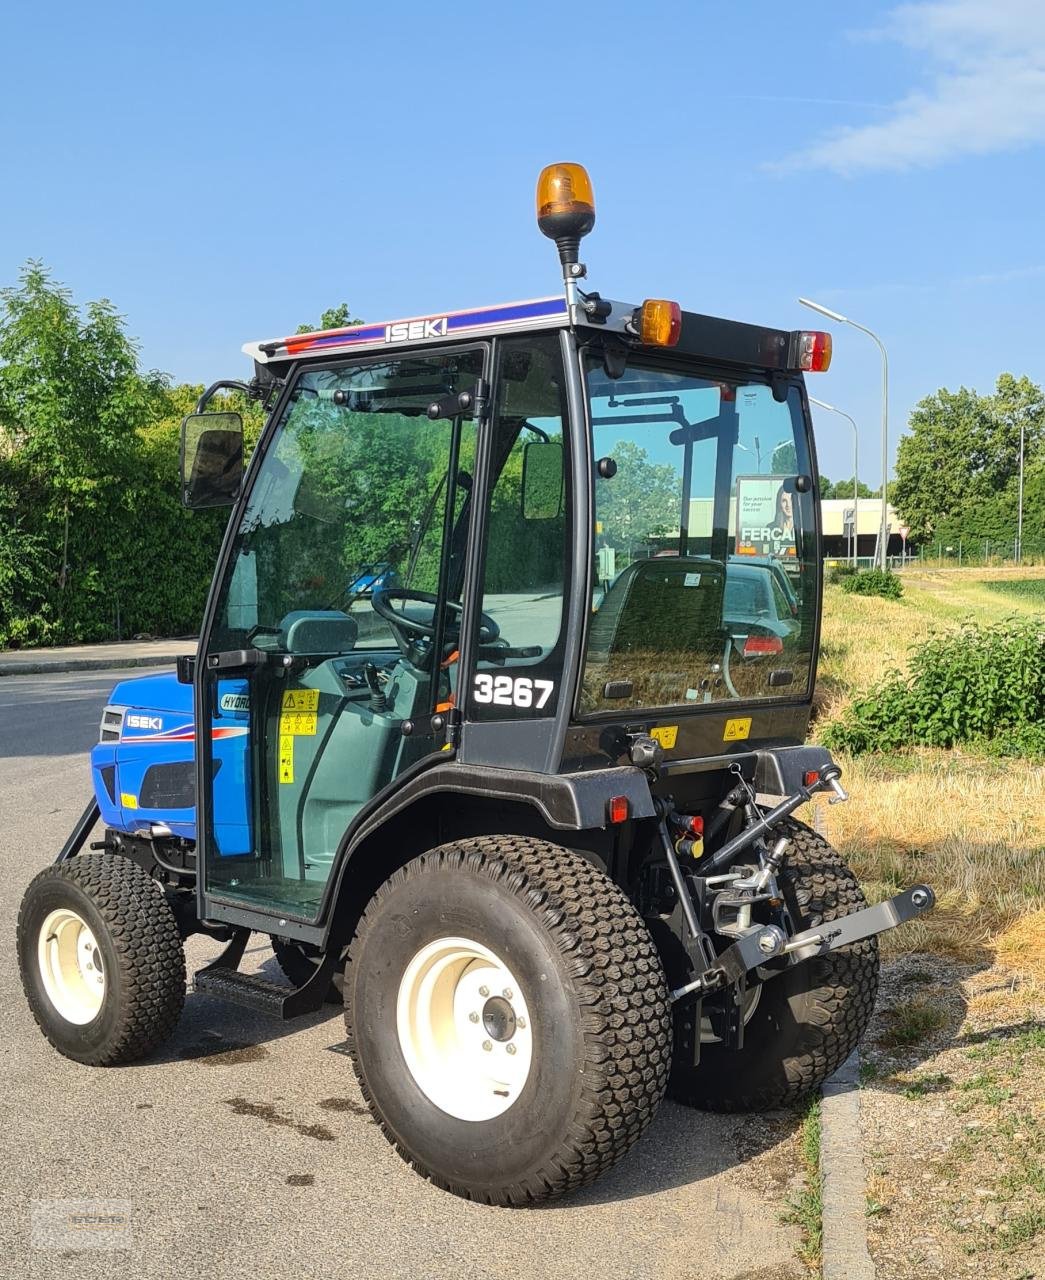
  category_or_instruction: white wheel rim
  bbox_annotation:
[396,937,533,1122]
[37,908,106,1025]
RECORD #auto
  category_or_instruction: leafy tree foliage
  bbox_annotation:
[296,304,362,334]
[892,374,1044,541]
[820,475,875,500]
[595,441,679,556]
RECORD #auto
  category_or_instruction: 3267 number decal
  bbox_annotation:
[473,674,555,709]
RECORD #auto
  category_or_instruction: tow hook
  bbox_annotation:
[670,884,935,1003]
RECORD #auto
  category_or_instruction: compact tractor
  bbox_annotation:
[18,164,933,1204]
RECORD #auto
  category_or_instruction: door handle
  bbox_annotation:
[205,648,274,673]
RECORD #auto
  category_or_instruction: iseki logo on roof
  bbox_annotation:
[384,316,448,343]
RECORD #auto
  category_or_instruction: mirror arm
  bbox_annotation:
[195,380,253,414]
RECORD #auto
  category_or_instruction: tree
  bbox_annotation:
[596,441,680,553]
[0,261,170,590]
[296,304,363,335]
[820,476,874,500]
[892,375,1045,540]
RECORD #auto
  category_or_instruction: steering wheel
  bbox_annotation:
[371,588,500,647]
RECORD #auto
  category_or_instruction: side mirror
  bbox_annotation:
[181,411,243,509]
[521,439,564,520]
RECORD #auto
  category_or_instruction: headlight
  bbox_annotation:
[99,705,127,743]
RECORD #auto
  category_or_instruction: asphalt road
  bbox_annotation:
[0,668,801,1280]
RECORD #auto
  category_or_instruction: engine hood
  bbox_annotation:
[109,670,192,717]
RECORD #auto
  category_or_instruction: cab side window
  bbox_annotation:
[470,334,568,719]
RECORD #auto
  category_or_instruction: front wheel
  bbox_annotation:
[17,855,186,1066]
[345,837,672,1204]
[671,819,880,1111]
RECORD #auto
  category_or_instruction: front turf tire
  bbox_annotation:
[671,819,880,1112]
[345,837,672,1205]
[17,854,186,1066]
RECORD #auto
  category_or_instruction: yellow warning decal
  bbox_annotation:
[278,735,295,784]
[281,689,319,712]
[279,710,317,736]
[649,725,678,750]
[121,792,138,809]
[723,717,752,742]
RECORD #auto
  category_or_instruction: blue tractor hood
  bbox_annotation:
[109,670,192,716]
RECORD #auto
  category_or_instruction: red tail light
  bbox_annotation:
[742,635,784,657]
[794,330,833,372]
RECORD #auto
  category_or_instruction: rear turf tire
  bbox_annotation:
[345,836,672,1205]
[17,854,186,1066]
[670,819,880,1111]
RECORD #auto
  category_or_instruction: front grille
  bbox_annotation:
[99,705,126,743]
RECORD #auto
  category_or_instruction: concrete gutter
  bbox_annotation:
[0,639,197,677]
[821,1051,875,1279]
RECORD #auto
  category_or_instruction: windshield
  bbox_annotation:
[582,358,817,714]
[209,352,481,655]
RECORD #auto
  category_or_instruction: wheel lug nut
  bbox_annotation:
[482,1040,492,1052]
[469,1012,479,1023]
[478,985,489,998]
[502,988,513,1000]
[517,1017,526,1029]
[506,1044,517,1055]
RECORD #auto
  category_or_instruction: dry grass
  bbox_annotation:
[810,567,1045,964]
[996,909,1045,986]
[807,749,1045,962]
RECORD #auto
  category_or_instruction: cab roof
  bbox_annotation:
[245,294,809,379]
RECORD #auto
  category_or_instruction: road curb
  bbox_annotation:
[821,1051,875,1280]
[0,654,188,677]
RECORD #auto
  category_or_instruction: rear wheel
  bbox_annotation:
[671,820,879,1111]
[17,855,186,1066]
[345,836,672,1204]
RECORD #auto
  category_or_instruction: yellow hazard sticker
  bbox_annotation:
[650,725,678,750]
[278,735,295,784]
[281,689,319,712]
[279,710,317,736]
[121,792,138,809]
[723,717,752,742]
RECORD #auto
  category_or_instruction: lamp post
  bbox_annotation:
[799,298,889,569]
[1017,417,1025,565]
[810,396,859,567]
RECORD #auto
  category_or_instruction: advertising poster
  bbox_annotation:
[735,475,797,559]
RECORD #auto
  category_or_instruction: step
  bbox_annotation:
[194,969,303,1018]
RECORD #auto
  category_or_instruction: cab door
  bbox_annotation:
[195,348,485,924]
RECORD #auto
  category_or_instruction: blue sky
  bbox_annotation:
[2,0,1043,487]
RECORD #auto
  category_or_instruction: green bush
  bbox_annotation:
[840,568,904,599]
[827,563,858,585]
[823,618,1045,757]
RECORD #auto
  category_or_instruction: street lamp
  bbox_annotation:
[1017,417,1025,565]
[809,396,860,567]
[799,298,890,569]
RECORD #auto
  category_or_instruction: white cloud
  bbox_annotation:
[774,0,1045,175]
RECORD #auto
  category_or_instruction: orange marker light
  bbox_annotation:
[637,299,682,347]
[795,330,833,372]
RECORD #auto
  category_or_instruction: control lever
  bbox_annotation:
[363,662,388,712]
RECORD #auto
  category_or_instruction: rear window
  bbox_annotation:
[582,359,816,714]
